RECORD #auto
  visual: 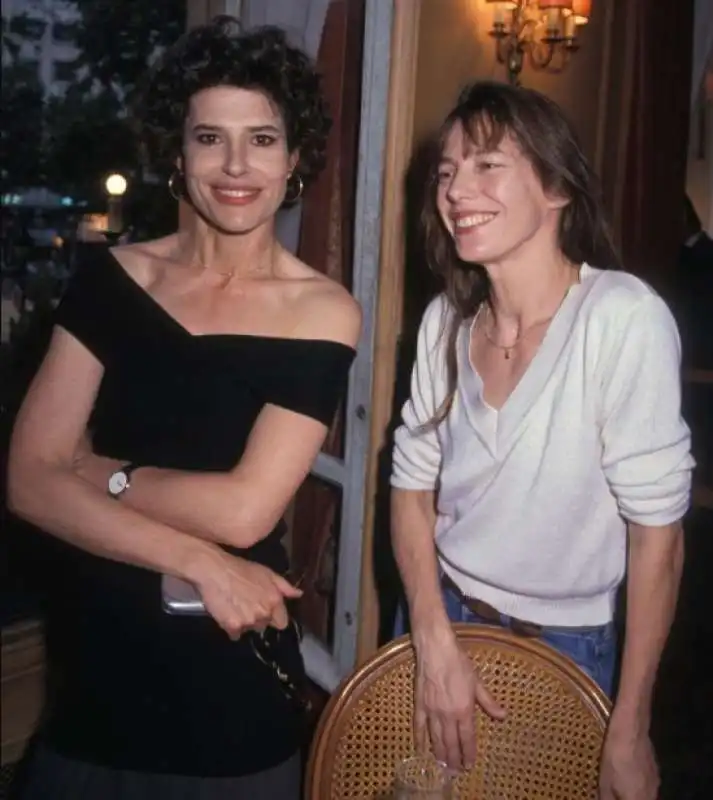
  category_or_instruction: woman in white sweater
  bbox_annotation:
[390,82,693,800]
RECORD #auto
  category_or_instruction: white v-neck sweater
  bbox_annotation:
[391,264,694,626]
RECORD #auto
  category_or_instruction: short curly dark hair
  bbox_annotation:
[132,17,331,186]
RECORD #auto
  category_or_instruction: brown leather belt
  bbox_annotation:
[441,573,543,638]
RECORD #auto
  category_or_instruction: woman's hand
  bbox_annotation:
[414,633,506,770]
[189,548,303,640]
[599,714,660,799]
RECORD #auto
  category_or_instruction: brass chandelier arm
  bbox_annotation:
[487,0,587,84]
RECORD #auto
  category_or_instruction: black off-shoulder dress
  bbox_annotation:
[16,248,355,799]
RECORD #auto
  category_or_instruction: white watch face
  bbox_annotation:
[108,471,129,496]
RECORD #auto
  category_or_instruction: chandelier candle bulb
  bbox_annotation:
[564,12,576,38]
[571,0,592,23]
[486,1,516,27]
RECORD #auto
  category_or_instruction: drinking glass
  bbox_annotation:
[393,755,453,799]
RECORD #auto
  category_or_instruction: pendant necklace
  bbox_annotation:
[481,271,580,360]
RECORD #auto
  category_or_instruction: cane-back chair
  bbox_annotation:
[306,624,611,799]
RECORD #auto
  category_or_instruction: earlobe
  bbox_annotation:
[548,195,570,211]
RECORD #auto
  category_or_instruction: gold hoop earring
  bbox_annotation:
[168,169,184,202]
[284,173,304,205]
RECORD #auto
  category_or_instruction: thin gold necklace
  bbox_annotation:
[189,262,235,290]
[198,262,235,278]
[481,272,580,360]
[189,245,277,282]
[168,236,235,279]
[481,306,545,359]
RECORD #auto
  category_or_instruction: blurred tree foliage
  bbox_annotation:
[71,0,186,101]
[0,61,46,192]
[2,13,23,61]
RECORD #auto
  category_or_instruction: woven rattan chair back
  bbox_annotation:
[306,624,611,799]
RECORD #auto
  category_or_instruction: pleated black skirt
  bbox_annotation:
[13,743,301,800]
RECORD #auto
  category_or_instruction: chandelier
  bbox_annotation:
[486,1,592,85]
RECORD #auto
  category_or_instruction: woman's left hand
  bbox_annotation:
[599,724,659,799]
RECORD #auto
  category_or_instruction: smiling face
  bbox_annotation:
[181,86,298,235]
[435,120,567,267]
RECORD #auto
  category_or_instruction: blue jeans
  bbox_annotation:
[396,587,617,698]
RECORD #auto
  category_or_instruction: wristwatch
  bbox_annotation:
[107,463,137,499]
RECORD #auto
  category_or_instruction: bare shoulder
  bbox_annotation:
[285,257,362,348]
[108,236,178,289]
[298,276,362,348]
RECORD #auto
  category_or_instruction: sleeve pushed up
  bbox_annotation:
[599,293,694,526]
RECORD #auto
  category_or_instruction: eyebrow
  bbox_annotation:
[466,143,506,156]
[439,143,508,165]
[190,123,283,134]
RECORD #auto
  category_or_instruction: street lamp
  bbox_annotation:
[104,173,127,234]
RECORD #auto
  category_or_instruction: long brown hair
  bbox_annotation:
[422,81,620,425]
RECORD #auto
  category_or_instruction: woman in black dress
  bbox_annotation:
[7,18,360,800]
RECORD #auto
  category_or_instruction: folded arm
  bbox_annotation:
[78,406,335,549]
[7,327,221,584]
